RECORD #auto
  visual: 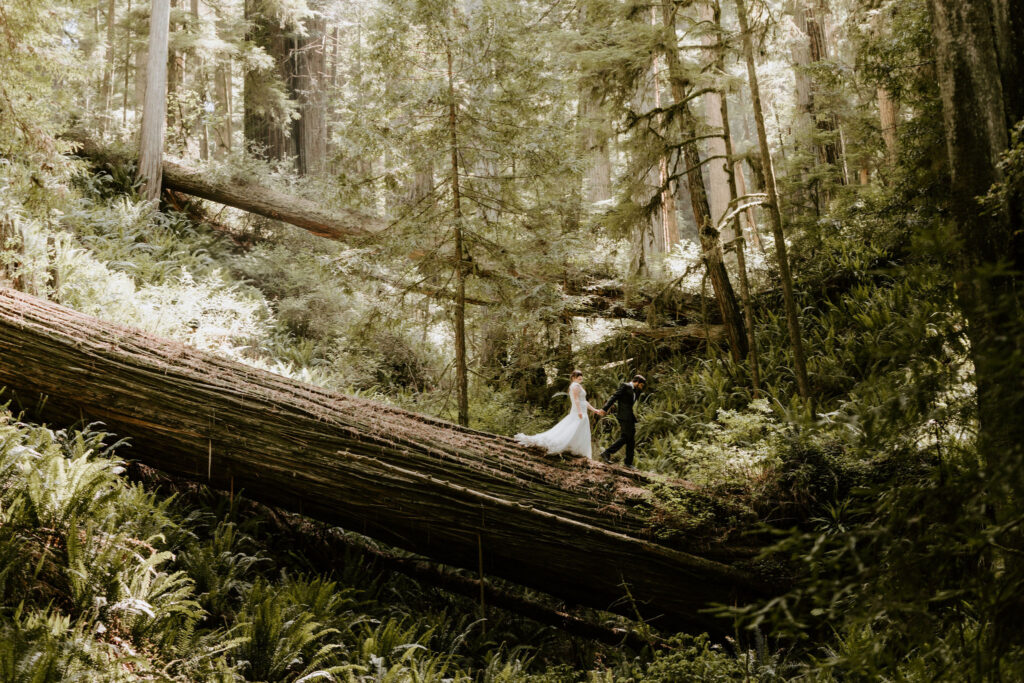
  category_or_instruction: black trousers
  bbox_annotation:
[600,420,636,466]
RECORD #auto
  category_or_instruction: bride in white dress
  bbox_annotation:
[515,370,604,459]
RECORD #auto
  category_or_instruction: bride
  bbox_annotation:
[515,370,604,459]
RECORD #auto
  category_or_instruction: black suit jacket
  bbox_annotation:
[602,382,639,424]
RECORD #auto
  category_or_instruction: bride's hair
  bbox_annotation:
[571,369,583,379]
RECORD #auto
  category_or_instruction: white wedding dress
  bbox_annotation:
[515,381,593,458]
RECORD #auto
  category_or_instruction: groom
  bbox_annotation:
[598,374,646,468]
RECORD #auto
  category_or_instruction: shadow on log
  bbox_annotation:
[0,288,765,633]
[134,463,660,650]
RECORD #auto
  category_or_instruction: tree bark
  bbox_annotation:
[578,93,613,205]
[134,29,147,116]
[720,95,762,395]
[0,215,25,291]
[698,3,733,248]
[576,3,613,207]
[650,8,679,250]
[0,287,766,633]
[142,463,660,650]
[138,0,171,202]
[213,59,232,159]
[736,0,811,399]
[928,0,1024,495]
[292,9,328,175]
[877,87,898,165]
[122,0,131,126]
[733,149,764,251]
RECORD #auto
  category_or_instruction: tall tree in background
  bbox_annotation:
[98,0,117,135]
[660,0,747,362]
[876,85,897,166]
[928,0,1024,497]
[138,0,171,201]
[736,0,810,398]
[649,26,679,252]
[789,0,846,209]
[243,0,292,159]
[697,2,733,247]
[166,0,186,149]
[212,6,235,159]
[446,35,469,427]
[293,12,327,175]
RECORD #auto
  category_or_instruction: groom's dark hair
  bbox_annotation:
[632,374,646,384]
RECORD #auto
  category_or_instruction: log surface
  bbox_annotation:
[0,288,762,632]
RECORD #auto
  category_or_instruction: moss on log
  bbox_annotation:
[0,288,764,633]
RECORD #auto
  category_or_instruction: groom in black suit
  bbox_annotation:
[598,374,646,468]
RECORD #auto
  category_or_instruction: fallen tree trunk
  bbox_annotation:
[71,136,387,242]
[368,272,723,331]
[565,280,721,325]
[364,269,719,326]
[0,289,765,633]
[134,462,658,650]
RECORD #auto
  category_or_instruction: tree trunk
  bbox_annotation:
[877,87,898,165]
[138,0,171,202]
[680,129,749,363]
[166,0,184,151]
[140,464,660,650]
[733,237,760,395]
[790,0,845,207]
[213,58,232,159]
[928,0,1024,497]
[134,30,148,116]
[660,1,747,362]
[650,8,679,250]
[122,0,132,126]
[576,3,612,207]
[293,9,327,175]
[698,3,733,249]
[0,216,25,291]
[629,62,662,274]
[0,287,766,633]
[99,0,117,136]
[447,41,469,428]
[243,0,290,160]
[327,25,339,163]
[736,0,811,399]
[578,93,613,205]
[720,84,762,395]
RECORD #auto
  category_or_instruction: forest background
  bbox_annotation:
[0,0,1022,679]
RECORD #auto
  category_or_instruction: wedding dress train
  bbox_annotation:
[514,381,593,458]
